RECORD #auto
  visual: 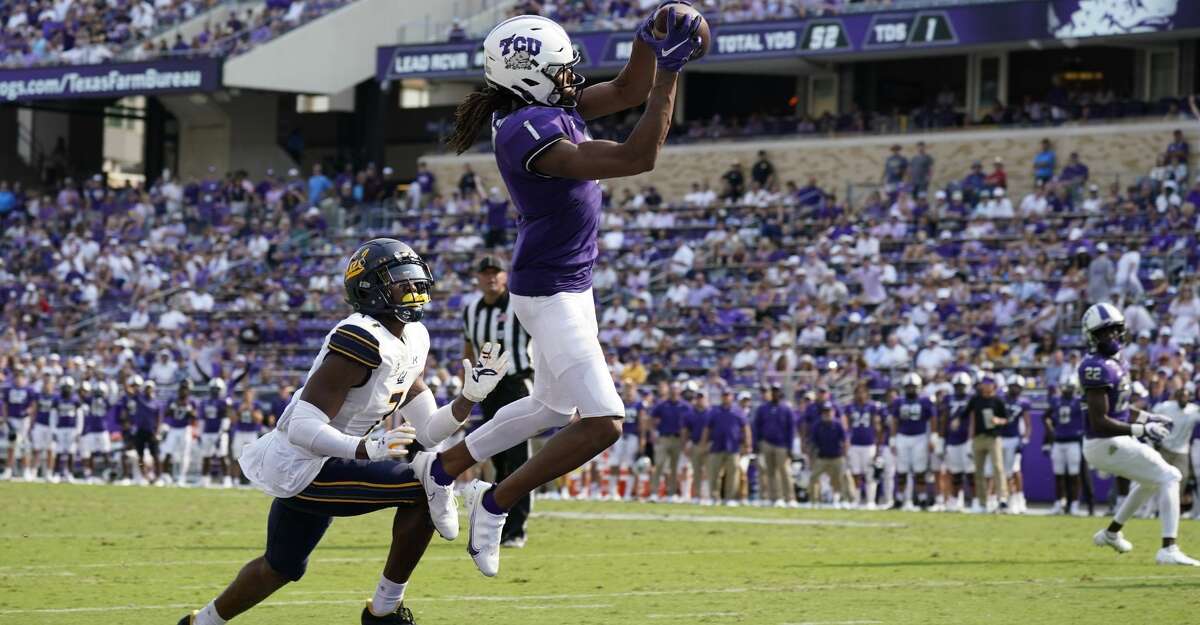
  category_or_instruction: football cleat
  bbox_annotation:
[175,610,197,625]
[465,480,506,577]
[1155,546,1200,566]
[1093,529,1133,554]
[411,452,459,541]
[361,601,417,624]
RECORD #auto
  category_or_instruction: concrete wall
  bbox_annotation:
[223,0,462,95]
[159,91,295,180]
[420,120,1199,202]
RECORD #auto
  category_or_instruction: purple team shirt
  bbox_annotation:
[651,399,691,437]
[753,402,796,448]
[706,405,748,453]
[621,401,642,436]
[164,399,195,429]
[34,394,54,426]
[493,106,602,297]
[200,398,229,434]
[81,396,108,434]
[4,386,33,419]
[54,396,79,429]
[1078,353,1131,438]
[810,420,847,458]
[845,401,879,446]
[1049,396,1085,441]
[683,406,710,443]
[1001,395,1031,438]
[890,396,935,436]
[941,394,972,445]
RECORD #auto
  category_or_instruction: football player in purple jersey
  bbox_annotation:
[1079,303,1198,565]
[2,372,34,480]
[1045,379,1086,515]
[845,383,882,509]
[29,373,58,481]
[940,372,974,512]
[50,377,82,483]
[998,375,1032,514]
[889,373,937,510]
[424,5,706,576]
[197,378,233,488]
[608,384,647,501]
[78,380,111,483]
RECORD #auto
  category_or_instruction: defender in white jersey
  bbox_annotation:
[176,239,510,625]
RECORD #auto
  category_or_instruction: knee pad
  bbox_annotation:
[1159,466,1183,487]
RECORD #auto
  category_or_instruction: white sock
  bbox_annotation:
[1160,479,1181,540]
[194,601,227,625]
[370,576,407,616]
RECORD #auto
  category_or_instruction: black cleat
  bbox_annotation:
[362,601,416,625]
[175,611,196,625]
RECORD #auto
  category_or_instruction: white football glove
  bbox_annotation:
[1137,410,1173,426]
[363,423,417,461]
[461,341,511,403]
[1131,422,1169,442]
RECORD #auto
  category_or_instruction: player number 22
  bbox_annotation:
[1084,367,1101,381]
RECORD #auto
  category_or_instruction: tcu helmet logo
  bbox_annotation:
[499,34,541,69]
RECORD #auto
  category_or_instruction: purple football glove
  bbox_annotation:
[636,7,703,73]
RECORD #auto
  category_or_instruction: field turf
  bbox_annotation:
[0,482,1197,625]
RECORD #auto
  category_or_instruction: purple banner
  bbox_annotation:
[377,0,1200,81]
[0,57,222,102]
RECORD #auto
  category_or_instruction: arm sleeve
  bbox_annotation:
[285,399,360,459]
[327,325,383,370]
[397,388,462,448]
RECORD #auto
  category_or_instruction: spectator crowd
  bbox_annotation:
[1,122,1200,518]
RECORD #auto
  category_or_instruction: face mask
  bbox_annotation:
[1096,337,1121,357]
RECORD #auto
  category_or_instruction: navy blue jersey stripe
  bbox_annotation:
[336,324,380,348]
[328,331,382,369]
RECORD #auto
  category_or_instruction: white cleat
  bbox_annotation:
[1155,546,1200,566]
[411,452,459,541]
[465,480,506,577]
[1093,529,1133,554]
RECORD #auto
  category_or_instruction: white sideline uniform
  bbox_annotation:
[609,433,640,468]
[1051,440,1083,474]
[162,426,192,457]
[53,427,78,454]
[198,432,228,457]
[80,432,111,456]
[30,423,52,451]
[510,289,624,418]
[239,314,429,498]
[944,442,972,474]
[6,417,27,446]
[895,432,930,473]
[230,430,260,459]
[847,444,876,475]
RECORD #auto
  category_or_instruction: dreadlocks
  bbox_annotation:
[446,85,522,154]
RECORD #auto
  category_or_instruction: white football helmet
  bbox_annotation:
[1081,302,1125,353]
[951,371,973,387]
[483,15,584,107]
[209,377,226,396]
[902,372,923,389]
[1007,374,1025,389]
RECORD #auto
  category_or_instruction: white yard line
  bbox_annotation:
[1,574,1195,616]
[647,612,742,619]
[0,548,756,575]
[532,511,904,528]
[782,620,884,625]
[514,604,613,611]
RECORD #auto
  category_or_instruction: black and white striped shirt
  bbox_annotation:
[462,291,532,377]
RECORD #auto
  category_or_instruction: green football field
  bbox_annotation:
[1,482,1197,625]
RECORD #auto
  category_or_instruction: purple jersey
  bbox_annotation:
[1001,395,1031,438]
[683,406,710,443]
[493,105,602,296]
[753,402,796,448]
[810,419,847,458]
[706,405,749,453]
[891,396,935,436]
[233,404,261,433]
[845,401,879,446]
[81,396,108,434]
[118,394,140,429]
[941,393,971,445]
[163,398,195,429]
[199,397,229,434]
[4,385,33,418]
[34,394,54,425]
[621,401,642,436]
[651,399,691,437]
[1078,354,1131,439]
[133,396,161,433]
[1049,397,1085,441]
[53,395,80,429]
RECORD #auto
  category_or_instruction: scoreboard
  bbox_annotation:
[863,12,957,48]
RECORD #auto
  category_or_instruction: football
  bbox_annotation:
[650,2,711,60]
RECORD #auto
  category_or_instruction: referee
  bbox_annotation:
[462,255,534,547]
